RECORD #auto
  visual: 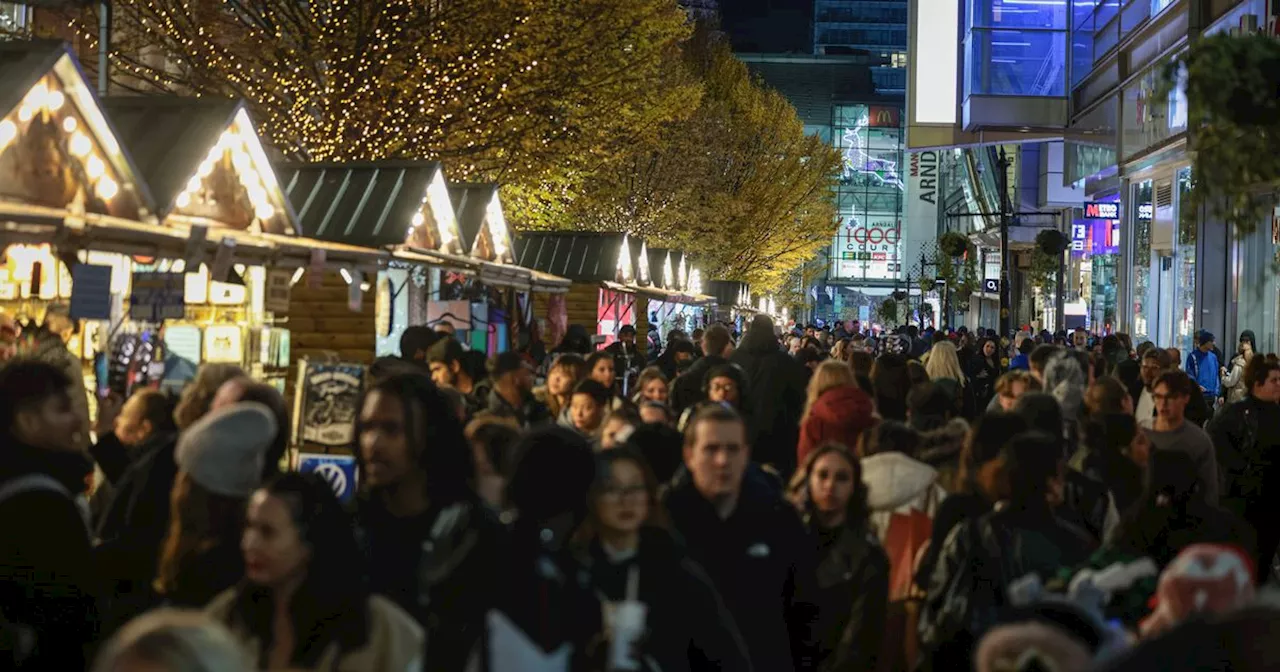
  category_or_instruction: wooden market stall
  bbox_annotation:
[101,96,352,391]
[449,183,541,354]
[275,160,484,361]
[642,247,714,341]
[0,40,175,413]
[514,231,659,351]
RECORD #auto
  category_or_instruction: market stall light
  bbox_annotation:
[175,192,191,208]
[86,154,105,179]
[339,268,354,285]
[0,120,15,149]
[46,90,64,112]
[61,116,76,133]
[96,176,119,200]
[290,267,305,286]
[69,131,91,157]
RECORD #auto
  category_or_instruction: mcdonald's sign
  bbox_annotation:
[868,106,901,128]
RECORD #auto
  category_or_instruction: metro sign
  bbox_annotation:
[1083,202,1119,219]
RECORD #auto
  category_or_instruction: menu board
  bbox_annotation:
[294,360,365,448]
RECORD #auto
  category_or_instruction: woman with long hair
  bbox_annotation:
[1221,330,1257,405]
[631,366,669,405]
[154,403,277,608]
[793,443,889,672]
[207,473,423,669]
[923,341,966,404]
[534,352,588,425]
[966,338,1002,414]
[797,361,875,468]
[573,449,749,671]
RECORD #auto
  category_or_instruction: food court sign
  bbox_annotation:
[832,215,902,281]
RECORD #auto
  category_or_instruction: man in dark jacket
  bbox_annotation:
[664,406,817,672]
[485,352,550,428]
[0,360,97,669]
[355,372,505,671]
[1207,358,1280,574]
[731,314,807,476]
[669,324,735,415]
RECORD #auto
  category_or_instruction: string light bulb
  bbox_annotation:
[69,132,91,157]
[175,192,191,208]
[62,116,77,133]
[86,154,105,179]
[96,176,119,200]
[0,120,16,149]
[46,90,64,111]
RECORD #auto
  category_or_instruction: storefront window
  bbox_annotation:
[1174,167,1195,356]
[1131,180,1153,343]
[1237,224,1279,354]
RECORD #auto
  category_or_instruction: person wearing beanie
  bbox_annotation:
[354,372,505,670]
[150,402,276,611]
[1185,331,1221,411]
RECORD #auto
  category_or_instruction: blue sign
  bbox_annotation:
[297,453,358,503]
[129,272,185,322]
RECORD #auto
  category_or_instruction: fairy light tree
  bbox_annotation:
[60,0,697,196]
[532,32,841,292]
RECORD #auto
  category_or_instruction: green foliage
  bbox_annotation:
[1028,247,1059,291]
[1159,32,1280,234]
[877,298,899,325]
[938,231,970,258]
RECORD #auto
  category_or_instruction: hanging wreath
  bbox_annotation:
[1036,229,1070,255]
[1157,32,1280,234]
[938,231,971,258]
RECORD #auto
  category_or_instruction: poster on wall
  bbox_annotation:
[831,215,902,281]
[294,361,365,447]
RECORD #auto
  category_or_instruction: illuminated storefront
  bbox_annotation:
[1071,198,1122,333]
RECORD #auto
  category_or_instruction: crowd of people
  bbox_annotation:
[2,312,1280,671]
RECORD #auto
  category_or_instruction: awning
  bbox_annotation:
[631,284,715,306]
[514,231,638,284]
[258,232,386,275]
[529,269,571,294]
[392,246,478,275]
[478,260,532,291]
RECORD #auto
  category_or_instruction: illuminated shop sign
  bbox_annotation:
[1137,204,1153,220]
[1083,202,1119,219]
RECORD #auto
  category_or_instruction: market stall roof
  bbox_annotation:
[707,279,754,310]
[103,97,297,236]
[0,40,156,232]
[448,183,517,265]
[275,160,466,256]
[514,231,640,286]
[646,247,674,290]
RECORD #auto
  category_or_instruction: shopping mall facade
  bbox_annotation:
[907,0,1279,352]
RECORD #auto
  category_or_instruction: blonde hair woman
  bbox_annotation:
[801,361,858,424]
[924,341,966,387]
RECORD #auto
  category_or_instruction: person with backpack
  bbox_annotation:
[918,432,1095,671]
[0,359,97,669]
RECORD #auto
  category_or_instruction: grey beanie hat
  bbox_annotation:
[176,401,277,497]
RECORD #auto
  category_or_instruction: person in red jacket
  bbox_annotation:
[797,361,876,466]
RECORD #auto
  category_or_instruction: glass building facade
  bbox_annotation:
[964,0,1068,98]
[814,0,908,92]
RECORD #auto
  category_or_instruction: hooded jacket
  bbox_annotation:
[664,466,817,672]
[796,385,875,468]
[731,322,808,476]
[863,452,947,539]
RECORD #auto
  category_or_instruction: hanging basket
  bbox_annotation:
[1035,229,1069,255]
[892,289,907,302]
[938,231,970,258]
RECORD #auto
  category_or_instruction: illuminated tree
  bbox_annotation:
[531,33,841,292]
[60,0,697,191]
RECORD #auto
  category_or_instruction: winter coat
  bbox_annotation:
[664,466,818,672]
[731,323,809,476]
[915,418,970,494]
[578,528,752,672]
[0,440,97,670]
[356,495,506,671]
[797,385,876,468]
[1221,354,1249,405]
[862,452,947,549]
[965,355,1000,414]
[1060,469,1114,545]
[93,431,179,634]
[1207,394,1280,571]
[918,503,1095,668]
[808,521,889,672]
[485,388,552,429]
[207,590,424,671]
[469,529,602,672]
[669,354,729,416]
[1073,445,1144,514]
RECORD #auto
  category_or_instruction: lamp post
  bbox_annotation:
[996,147,1013,338]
